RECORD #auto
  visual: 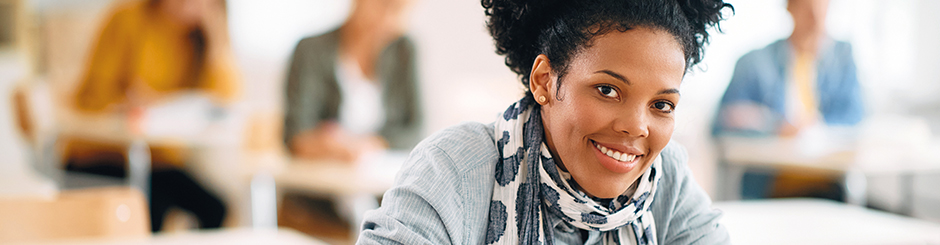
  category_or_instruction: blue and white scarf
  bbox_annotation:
[485,96,662,245]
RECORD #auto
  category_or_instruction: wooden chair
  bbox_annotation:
[0,187,150,243]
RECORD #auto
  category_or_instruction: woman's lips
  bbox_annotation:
[591,140,643,173]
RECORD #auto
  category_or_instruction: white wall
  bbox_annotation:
[226,0,521,133]
[227,0,351,113]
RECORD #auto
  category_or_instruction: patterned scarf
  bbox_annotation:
[485,96,662,245]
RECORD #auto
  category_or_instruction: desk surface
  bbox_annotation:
[249,150,408,197]
[54,97,241,147]
[714,199,940,245]
[26,228,325,245]
[719,136,940,174]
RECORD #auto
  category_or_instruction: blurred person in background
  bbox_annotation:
[280,0,420,238]
[66,0,238,232]
[713,0,864,200]
[283,0,420,162]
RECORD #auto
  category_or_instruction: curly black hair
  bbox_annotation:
[482,0,732,89]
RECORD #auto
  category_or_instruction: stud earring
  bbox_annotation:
[538,95,547,104]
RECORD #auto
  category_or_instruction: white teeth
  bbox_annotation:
[594,142,638,162]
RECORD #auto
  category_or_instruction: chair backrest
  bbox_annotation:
[0,186,150,243]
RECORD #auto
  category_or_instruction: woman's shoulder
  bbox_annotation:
[410,122,499,172]
[361,122,499,244]
[826,40,856,64]
[295,30,340,53]
[658,141,689,171]
[734,39,786,68]
[655,141,694,187]
[652,141,730,244]
[389,35,417,54]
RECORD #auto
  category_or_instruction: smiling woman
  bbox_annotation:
[534,29,686,199]
[358,0,732,244]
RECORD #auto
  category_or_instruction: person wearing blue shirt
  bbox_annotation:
[713,0,865,200]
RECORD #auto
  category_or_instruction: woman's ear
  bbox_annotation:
[529,54,553,105]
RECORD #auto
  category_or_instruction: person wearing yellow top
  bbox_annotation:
[65,0,238,232]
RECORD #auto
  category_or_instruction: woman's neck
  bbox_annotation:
[788,28,825,56]
[338,16,403,81]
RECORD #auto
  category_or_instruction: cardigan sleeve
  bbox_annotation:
[357,144,464,245]
[653,142,731,244]
[283,36,326,147]
[359,122,498,245]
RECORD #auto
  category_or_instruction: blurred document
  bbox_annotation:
[139,93,225,139]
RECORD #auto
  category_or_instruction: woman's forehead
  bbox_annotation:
[568,28,685,87]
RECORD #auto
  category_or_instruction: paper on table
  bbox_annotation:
[139,93,218,138]
[137,92,247,147]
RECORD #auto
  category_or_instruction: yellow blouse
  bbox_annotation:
[68,0,239,167]
[74,0,238,111]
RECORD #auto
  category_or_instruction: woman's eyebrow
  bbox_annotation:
[658,88,680,95]
[595,70,631,85]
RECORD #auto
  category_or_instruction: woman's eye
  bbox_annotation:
[652,101,675,113]
[596,85,619,98]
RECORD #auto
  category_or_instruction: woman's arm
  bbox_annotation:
[283,37,322,150]
[358,145,463,245]
[359,123,497,245]
[195,0,240,104]
[379,36,423,150]
[713,51,779,136]
[820,42,864,126]
[74,7,133,112]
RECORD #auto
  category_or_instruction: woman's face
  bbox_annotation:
[349,0,413,33]
[533,27,685,198]
[788,0,829,36]
[159,0,214,26]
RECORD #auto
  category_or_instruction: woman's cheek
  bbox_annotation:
[651,117,674,152]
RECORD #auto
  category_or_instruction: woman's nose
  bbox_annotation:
[614,107,649,137]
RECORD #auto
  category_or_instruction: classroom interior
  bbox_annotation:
[1,0,940,244]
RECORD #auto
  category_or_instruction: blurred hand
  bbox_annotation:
[12,86,33,141]
[722,103,771,132]
[124,78,164,135]
[353,134,389,157]
[290,122,391,164]
[291,122,355,163]
[197,0,231,58]
[778,121,801,138]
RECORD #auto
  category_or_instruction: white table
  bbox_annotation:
[24,228,325,245]
[52,103,255,229]
[53,105,241,201]
[243,150,408,230]
[273,151,408,197]
[714,199,940,245]
[717,135,940,207]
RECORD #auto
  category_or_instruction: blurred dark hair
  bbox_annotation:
[482,0,733,89]
[145,0,226,88]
